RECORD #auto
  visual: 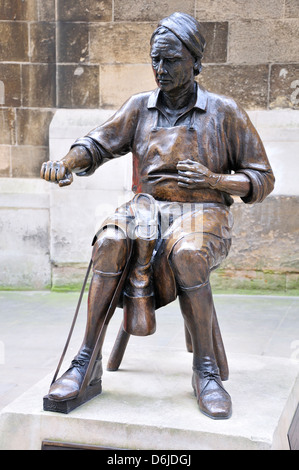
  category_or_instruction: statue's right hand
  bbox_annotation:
[40,160,73,187]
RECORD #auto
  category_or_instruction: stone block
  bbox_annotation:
[0,81,3,105]
[0,147,10,177]
[201,22,228,63]
[0,0,55,21]
[0,179,51,289]
[228,19,299,64]
[224,196,299,274]
[0,108,16,145]
[37,0,55,21]
[57,22,89,63]
[197,64,269,109]
[57,65,99,109]
[0,0,35,20]
[49,187,132,266]
[0,64,21,107]
[51,264,92,291]
[11,146,48,178]
[0,353,298,449]
[22,64,56,108]
[49,108,117,147]
[50,188,102,265]
[16,109,54,146]
[211,269,287,292]
[29,22,56,63]
[0,22,28,62]
[285,0,299,17]
[90,23,155,65]
[57,0,112,22]
[100,64,156,108]
[90,21,228,66]
[196,0,284,20]
[247,109,299,198]
[114,0,194,21]
[270,64,299,110]
[286,273,299,291]
[263,142,299,196]
[248,109,299,142]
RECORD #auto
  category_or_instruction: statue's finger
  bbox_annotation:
[44,162,53,181]
[50,163,58,182]
[40,162,47,180]
[178,170,199,177]
[178,175,191,184]
[177,162,192,171]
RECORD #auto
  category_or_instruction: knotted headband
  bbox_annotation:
[155,12,206,61]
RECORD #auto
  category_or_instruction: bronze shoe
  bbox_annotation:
[48,350,102,402]
[192,368,232,419]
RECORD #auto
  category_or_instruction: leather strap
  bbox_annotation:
[51,258,93,386]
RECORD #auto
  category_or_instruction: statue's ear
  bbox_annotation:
[194,60,202,76]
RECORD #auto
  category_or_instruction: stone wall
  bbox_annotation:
[1,0,298,179]
[0,0,298,291]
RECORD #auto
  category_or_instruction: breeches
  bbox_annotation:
[91,197,232,307]
[169,233,231,290]
[91,226,231,297]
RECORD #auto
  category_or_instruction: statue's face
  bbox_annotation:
[151,31,196,93]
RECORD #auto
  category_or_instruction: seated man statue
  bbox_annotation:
[41,12,274,420]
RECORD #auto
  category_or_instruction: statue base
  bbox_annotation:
[0,352,298,450]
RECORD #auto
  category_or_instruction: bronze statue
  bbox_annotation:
[41,13,274,420]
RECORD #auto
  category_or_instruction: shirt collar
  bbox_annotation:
[147,83,208,112]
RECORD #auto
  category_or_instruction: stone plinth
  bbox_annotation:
[0,351,298,450]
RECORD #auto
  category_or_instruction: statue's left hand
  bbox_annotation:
[177,159,220,189]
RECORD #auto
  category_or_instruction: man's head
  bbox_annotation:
[150,12,206,92]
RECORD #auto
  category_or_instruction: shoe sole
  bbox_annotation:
[43,380,102,414]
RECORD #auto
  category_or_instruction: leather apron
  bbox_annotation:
[134,109,226,205]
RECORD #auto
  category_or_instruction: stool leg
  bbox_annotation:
[107,308,229,380]
[107,321,131,371]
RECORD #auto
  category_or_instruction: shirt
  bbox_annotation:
[72,83,275,206]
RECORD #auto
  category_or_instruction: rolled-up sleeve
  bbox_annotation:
[237,168,275,204]
[227,104,275,204]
